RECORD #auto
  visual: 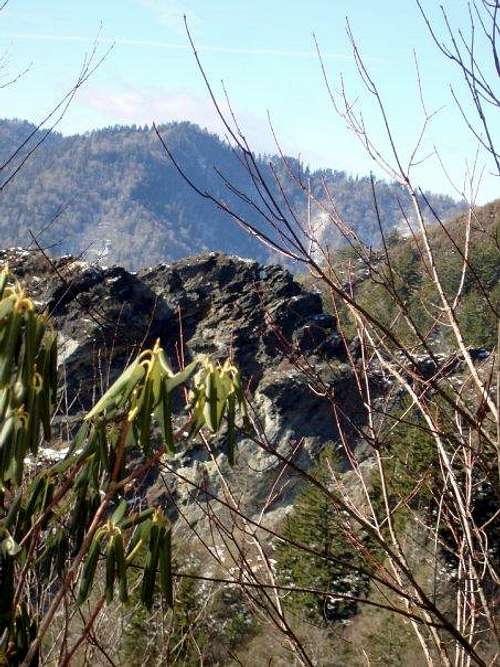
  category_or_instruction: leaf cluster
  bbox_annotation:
[0,266,247,665]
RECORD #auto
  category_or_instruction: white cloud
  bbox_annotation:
[138,0,201,34]
[79,84,281,155]
[4,31,354,61]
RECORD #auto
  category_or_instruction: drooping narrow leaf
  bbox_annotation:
[159,526,173,607]
[114,532,128,603]
[3,490,22,530]
[140,522,161,610]
[0,267,8,301]
[77,533,103,605]
[85,360,145,421]
[0,309,22,386]
[105,536,116,604]
[227,392,236,466]
[164,358,199,392]
[111,499,128,525]
[204,370,218,432]
[137,377,154,454]
[155,383,175,453]
[119,507,154,531]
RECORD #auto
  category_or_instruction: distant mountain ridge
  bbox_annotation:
[0,118,464,269]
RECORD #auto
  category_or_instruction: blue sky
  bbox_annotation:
[1,0,498,203]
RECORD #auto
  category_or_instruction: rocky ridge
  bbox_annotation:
[2,248,372,526]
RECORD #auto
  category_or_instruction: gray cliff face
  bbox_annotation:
[1,248,371,525]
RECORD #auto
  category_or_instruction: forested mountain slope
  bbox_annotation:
[309,198,500,350]
[0,118,463,269]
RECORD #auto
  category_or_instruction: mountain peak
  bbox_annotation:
[0,118,463,270]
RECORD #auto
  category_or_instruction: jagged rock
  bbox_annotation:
[1,248,371,526]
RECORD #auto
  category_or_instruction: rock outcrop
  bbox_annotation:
[1,248,371,525]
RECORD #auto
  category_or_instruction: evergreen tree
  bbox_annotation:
[276,447,370,626]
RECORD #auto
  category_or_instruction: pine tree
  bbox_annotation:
[276,447,370,626]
